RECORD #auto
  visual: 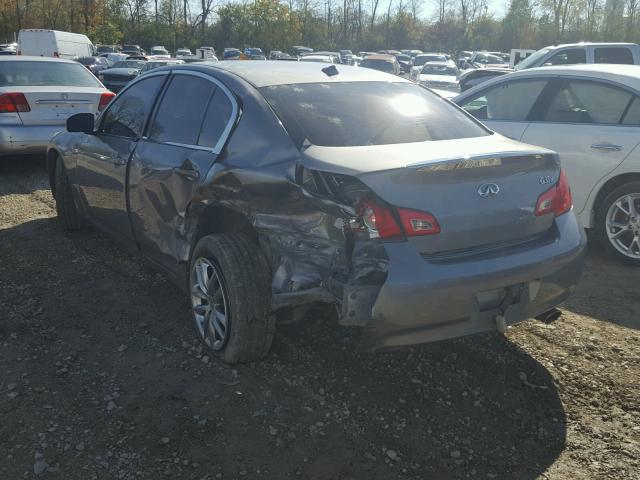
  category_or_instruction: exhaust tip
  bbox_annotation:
[535,308,562,324]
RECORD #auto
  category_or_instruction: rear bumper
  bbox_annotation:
[0,124,65,156]
[360,212,587,349]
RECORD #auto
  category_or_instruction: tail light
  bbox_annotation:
[357,197,440,239]
[535,170,572,217]
[98,92,115,111]
[0,92,31,113]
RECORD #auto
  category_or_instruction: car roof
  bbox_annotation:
[504,63,640,89]
[363,54,395,61]
[0,55,77,64]
[422,61,453,66]
[543,42,637,50]
[193,61,410,87]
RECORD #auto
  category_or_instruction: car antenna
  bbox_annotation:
[322,65,339,77]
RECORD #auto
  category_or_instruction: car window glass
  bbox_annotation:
[460,79,547,121]
[544,80,632,124]
[101,75,165,138]
[148,74,215,145]
[594,47,634,64]
[546,48,586,65]
[260,82,489,148]
[621,97,640,125]
[198,88,233,148]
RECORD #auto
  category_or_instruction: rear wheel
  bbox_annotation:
[53,158,87,231]
[189,233,274,363]
[596,181,640,266]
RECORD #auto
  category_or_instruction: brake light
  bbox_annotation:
[0,92,31,113]
[357,198,440,239]
[535,170,572,217]
[98,92,115,111]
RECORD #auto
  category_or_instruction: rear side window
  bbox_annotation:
[149,75,215,145]
[101,75,165,138]
[198,88,233,148]
[544,80,633,124]
[459,79,547,121]
[260,82,489,148]
[0,61,100,87]
[594,47,634,65]
[546,48,586,66]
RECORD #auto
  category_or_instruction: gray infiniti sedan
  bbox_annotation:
[46,61,586,363]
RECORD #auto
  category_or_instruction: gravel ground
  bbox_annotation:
[1,157,638,480]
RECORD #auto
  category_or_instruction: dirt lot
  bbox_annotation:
[1,157,638,480]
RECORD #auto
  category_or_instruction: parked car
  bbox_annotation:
[0,43,17,55]
[99,52,128,66]
[0,56,113,158]
[139,59,185,74]
[306,51,341,63]
[360,54,400,75]
[223,48,243,60]
[97,60,146,92]
[454,64,640,264]
[244,47,263,58]
[46,61,585,363]
[121,44,144,56]
[339,49,354,65]
[299,54,338,64]
[458,67,511,92]
[461,52,508,70]
[395,54,412,73]
[77,56,110,76]
[416,61,460,92]
[514,42,640,71]
[18,29,95,59]
[410,53,448,80]
[272,53,297,61]
[96,45,118,54]
[176,48,193,58]
[149,46,171,59]
[291,46,313,57]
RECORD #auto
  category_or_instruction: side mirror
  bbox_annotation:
[67,113,95,133]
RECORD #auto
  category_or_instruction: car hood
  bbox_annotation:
[418,74,458,84]
[300,134,553,176]
[100,68,140,75]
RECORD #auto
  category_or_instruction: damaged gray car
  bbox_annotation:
[47,61,587,363]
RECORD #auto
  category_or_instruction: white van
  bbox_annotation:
[18,29,95,59]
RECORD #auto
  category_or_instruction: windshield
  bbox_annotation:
[0,61,101,87]
[396,55,411,62]
[360,59,394,72]
[421,64,458,76]
[514,47,552,70]
[260,82,488,148]
[414,55,445,66]
[123,45,139,51]
[113,61,145,69]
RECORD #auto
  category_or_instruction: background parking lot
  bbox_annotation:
[1,158,638,479]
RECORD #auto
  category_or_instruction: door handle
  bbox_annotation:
[172,166,200,179]
[591,143,622,152]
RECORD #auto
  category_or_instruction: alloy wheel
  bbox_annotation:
[190,257,230,350]
[605,193,640,260]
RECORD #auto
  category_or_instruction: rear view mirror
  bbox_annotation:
[67,113,95,133]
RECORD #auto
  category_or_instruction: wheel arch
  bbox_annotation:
[591,172,640,226]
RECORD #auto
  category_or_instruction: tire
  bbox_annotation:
[189,233,275,363]
[595,181,640,266]
[54,157,87,231]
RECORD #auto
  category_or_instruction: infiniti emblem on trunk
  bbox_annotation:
[477,183,500,198]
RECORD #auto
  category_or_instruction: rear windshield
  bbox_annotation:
[0,61,101,87]
[260,82,489,148]
[360,59,394,72]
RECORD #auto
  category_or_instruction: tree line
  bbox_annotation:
[1,0,639,55]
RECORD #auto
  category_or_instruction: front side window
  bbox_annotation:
[460,79,547,121]
[100,75,165,138]
[544,80,633,124]
[594,47,634,65]
[260,81,489,148]
[545,48,586,66]
[148,75,215,145]
[622,97,640,125]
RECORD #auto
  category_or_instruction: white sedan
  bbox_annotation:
[454,64,640,264]
[415,61,460,92]
[0,56,114,157]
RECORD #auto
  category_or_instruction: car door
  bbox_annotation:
[74,73,167,241]
[521,78,640,214]
[128,71,237,274]
[456,77,551,140]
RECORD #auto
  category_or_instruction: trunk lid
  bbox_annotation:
[16,86,103,125]
[301,134,561,255]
